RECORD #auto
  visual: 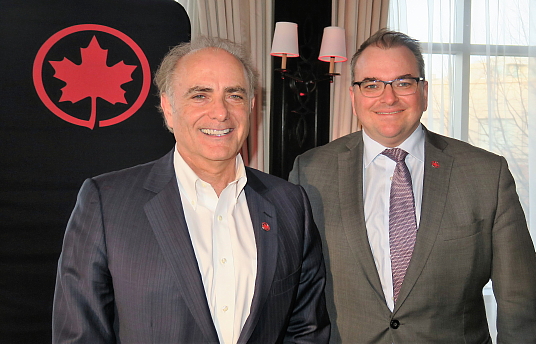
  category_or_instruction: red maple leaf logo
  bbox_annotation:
[49,36,137,129]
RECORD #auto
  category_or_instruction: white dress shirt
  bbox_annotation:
[173,149,257,344]
[362,125,425,311]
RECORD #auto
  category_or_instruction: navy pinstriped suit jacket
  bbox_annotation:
[53,150,330,343]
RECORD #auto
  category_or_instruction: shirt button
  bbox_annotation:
[221,258,227,264]
[223,306,228,312]
[218,215,223,221]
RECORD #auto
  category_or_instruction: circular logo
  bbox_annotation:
[33,24,151,129]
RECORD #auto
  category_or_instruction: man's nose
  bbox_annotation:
[209,98,230,121]
[380,84,398,104]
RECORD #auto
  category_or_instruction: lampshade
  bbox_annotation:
[318,26,347,62]
[270,22,299,57]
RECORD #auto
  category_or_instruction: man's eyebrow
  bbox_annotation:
[359,74,415,82]
[184,86,247,96]
[185,86,213,95]
[225,86,248,94]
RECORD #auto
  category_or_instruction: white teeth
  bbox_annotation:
[200,128,232,136]
[377,110,403,115]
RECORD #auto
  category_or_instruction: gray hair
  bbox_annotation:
[154,36,257,106]
[350,29,425,83]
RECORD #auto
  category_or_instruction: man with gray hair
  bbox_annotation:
[53,36,330,344]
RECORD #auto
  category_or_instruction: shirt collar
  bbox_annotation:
[173,148,248,207]
[363,123,425,167]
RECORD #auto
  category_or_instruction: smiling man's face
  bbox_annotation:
[161,47,253,172]
[349,45,428,147]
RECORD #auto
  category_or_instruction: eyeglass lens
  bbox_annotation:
[359,79,418,97]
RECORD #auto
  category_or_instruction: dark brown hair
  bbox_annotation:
[350,29,425,83]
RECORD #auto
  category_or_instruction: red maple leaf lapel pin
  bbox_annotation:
[49,36,137,129]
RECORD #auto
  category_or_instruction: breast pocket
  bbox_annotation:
[271,267,301,296]
[439,219,484,241]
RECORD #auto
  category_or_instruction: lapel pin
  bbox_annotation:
[431,161,440,168]
[261,222,270,231]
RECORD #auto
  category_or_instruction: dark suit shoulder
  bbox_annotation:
[246,167,303,194]
[92,159,156,182]
[91,151,172,187]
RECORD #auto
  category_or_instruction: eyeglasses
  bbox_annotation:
[352,77,425,98]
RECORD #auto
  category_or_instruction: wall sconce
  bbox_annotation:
[318,26,348,75]
[270,22,347,83]
[270,22,299,71]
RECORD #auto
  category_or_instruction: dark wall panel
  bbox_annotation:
[270,0,332,179]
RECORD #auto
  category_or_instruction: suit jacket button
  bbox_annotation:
[390,319,400,329]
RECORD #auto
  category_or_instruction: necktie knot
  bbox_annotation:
[382,148,408,163]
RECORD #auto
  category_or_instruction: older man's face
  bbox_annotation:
[161,48,253,171]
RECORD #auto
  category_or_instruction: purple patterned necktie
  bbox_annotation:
[382,148,417,303]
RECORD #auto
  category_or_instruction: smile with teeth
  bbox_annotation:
[376,110,403,115]
[200,128,233,136]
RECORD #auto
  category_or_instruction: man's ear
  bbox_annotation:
[422,80,429,112]
[349,86,358,117]
[161,94,174,130]
[250,96,256,112]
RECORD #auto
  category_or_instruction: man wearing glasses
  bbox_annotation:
[290,29,536,343]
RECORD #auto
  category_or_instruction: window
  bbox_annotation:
[389,1,535,341]
[389,0,534,237]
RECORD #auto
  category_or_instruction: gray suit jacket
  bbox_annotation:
[53,150,330,343]
[289,127,536,343]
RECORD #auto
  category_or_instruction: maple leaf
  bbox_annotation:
[49,36,137,129]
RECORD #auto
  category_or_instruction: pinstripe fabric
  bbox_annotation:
[382,148,417,303]
[52,150,330,344]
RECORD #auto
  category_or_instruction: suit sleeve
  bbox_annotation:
[288,156,301,185]
[284,186,330,343]
[492,157,536,343]
[52,178,116,344]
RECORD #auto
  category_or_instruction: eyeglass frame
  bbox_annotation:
[352,77,425,98]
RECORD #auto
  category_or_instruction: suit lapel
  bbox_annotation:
[143,151,219,342]
[395,129,453,311]
[237,169,278,343]
[339,134,387,305]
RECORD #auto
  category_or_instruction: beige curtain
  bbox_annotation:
[187,0,272,171]
[330,0,389,140]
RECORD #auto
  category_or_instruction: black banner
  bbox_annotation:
[0,0,190,341]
